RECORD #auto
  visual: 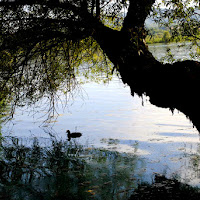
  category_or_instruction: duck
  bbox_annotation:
[66,130,82,141]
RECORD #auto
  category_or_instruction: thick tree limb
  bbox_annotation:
[122,0,155,31]
[1,0,200,131]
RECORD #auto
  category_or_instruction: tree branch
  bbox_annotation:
[96,0,100,19]
[122,0,155,31]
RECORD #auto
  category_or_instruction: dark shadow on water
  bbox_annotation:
[129,174,200,200]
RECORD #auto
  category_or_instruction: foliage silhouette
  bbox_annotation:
[0,0,200,129]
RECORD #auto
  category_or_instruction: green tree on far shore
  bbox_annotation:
[162,31,171,43]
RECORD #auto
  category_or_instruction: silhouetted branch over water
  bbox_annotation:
[0,1,200,127]
[1,2,200,199]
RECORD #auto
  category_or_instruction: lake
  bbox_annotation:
[1,42,200,199]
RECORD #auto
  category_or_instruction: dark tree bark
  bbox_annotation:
[91,0,200,132]
[96,0,100,19]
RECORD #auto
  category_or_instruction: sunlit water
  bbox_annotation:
[2,43,200,187]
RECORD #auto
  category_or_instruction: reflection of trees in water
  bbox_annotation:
[0,99,9,146]
[0,137,143,200]
[166,143,200,186]
[1,132,200,199]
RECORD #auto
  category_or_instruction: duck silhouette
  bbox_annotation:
[66,130,82,141]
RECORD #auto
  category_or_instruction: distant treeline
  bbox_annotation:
[146,28,171,44]
[103,16,199,45]
[146,27,200,44]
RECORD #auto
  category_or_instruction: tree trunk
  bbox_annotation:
[92,14,200,132]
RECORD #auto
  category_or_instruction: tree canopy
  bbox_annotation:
[0,0,200,127]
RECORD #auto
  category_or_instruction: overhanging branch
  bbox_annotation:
[122,0,156,30]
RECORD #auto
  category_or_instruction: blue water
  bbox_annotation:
[2,43,200,186]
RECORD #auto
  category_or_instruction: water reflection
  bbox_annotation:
[0,137,145,200]
[2,74,200,187]
[1,136,200,199]
[1,42,200,198]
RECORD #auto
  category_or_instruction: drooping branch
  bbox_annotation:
[0,0,99,52]
[1,19,93,51]
[1,0,200,131]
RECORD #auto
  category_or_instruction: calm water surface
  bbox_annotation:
[2,43,200,186]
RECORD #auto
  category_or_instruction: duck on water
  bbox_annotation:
[67,130,82,141]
